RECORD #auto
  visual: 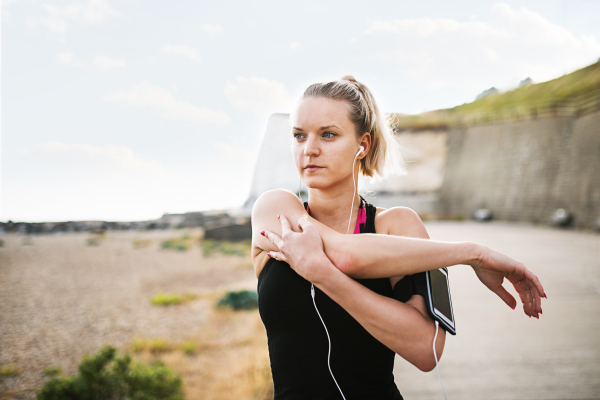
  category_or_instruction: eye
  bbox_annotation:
[293,132,305,140]
[322,131,337,138]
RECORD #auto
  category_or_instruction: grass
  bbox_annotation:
[0,239,4,247]
[43,366,61,376]
[178,341,197,356]
[393,60,600,130]
[0,364,19,376]
[151,292,197,306]
[201,239,251,257]
[132,239,152,248]
[131,308,273,400]
[131,338,174,354]
[160,236,195,251]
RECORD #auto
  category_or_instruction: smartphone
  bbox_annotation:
[394,268,456,335]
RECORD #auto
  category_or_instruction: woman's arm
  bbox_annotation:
[252,189,545,317]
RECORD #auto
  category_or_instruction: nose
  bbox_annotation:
[303,135,320,157]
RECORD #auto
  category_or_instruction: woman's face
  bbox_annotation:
[291,97,369,191]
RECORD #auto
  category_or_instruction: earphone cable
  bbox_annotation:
[433,321,448,400]
[311,284,347,400]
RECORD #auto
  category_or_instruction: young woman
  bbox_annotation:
[251,77,545,400]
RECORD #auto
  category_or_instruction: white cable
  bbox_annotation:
[346,151,361,235]
[311,284,347,400]
[433,321,448,400]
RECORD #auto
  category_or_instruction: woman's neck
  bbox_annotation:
[307,187,361,234]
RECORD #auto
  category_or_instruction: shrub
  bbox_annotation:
[44,365,62,376]
[160,238,190,251]
[36,345,183,400]
[0,239,4,247]
[148,339,172,354]
[0,364,19,376]
[217,290,258,311]
[151,292,196,306]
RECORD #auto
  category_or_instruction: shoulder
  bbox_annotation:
[252,189,305,220]
[374,206,429,239]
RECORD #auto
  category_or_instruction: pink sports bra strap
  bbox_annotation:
[305,200,366,235]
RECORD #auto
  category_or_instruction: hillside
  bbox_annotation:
[393,60,600,130]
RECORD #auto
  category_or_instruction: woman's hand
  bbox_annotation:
[469,244,546,318]
[261,215,334,284]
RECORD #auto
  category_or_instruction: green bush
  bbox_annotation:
[44,365,62,376]
[0,239,5,247]
[36,345,183,400]
[217,290,258,311]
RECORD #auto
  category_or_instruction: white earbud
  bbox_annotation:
[356,146,364,156]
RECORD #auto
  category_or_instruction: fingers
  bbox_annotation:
[267,250,286,263]
[298,216,317,234]
[261,230,283,250]
[494,285,517,310]
[279,214,293,234]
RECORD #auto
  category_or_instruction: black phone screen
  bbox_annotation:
[430,269,453,322]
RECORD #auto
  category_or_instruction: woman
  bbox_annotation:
[251,76,545,400]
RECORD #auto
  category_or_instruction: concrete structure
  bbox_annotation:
[440,109,600,228]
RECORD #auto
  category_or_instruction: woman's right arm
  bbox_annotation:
[252,189,545,315]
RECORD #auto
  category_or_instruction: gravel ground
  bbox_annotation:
[394,222,600,400]
[0,230,256,399]
[1,223,599,400]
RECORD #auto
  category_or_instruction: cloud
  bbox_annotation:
[93,55,125,70]
[26,0,120,34]
[34,142,165,175]
[160,45,202,63]
[104,81,231,125]
[224,76,296,118]
[56,52,85,67]
[200,23,223,34]
[364,3,600,91]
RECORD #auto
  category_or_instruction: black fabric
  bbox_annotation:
[257,199,404,400]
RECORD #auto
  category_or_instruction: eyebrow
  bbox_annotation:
[292,125,340,131]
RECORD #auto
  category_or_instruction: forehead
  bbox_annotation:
[292,97,353,130]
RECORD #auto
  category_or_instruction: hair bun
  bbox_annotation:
[341,75,357,83]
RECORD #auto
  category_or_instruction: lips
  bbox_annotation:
[304,164,324,171]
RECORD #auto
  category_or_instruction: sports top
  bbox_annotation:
[257,198,405,400]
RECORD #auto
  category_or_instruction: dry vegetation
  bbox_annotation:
[0,229,269,400]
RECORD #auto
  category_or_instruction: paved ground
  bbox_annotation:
[394,222,600,400]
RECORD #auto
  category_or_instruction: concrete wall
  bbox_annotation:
[439,110,600,228]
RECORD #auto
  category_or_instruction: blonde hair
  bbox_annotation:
[301,76,405,180]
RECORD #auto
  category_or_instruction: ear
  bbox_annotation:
[358,132,371,160]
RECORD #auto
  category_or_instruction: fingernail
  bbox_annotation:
[536,316,539,320]
[540,308,543,314]
[267,251,272,257]
[544,294,548,299]
[260,231,265,236]
[512,306,516,310]
[277,214,280,219]
[529,315,531,318]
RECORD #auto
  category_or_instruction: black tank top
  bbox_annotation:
[257,199,404,400]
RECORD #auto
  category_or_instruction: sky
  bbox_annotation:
[1,0,599,222]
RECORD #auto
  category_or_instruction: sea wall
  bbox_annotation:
[439,109,600,228]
